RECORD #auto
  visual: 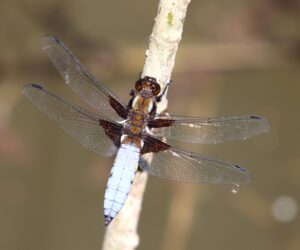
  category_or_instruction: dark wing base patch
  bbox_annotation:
[109,96,129,119]
[141,135,171,154]
[99,120,123,148]
[147,118,175,128]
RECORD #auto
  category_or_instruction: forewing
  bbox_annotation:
[42,36,128,120]
[139,137,252,185]
[148,115,269,144]
[23,84,122,157]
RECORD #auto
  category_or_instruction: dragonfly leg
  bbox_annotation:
[156,79,172,102]
[129,89,135,97]
[138,71,142,79]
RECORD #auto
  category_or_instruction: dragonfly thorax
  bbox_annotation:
[132,95,154,114]
[124,110,147,135]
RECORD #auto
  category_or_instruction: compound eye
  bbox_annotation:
[151,83,161,96]
[135,81,143,92]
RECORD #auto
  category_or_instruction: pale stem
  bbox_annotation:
[102,0,191,249]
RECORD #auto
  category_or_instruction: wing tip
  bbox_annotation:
[234,164,253,184]
[22,83,44,96]
[250,115,263,120]
[234,164,247,172]
[42,34,58,40]
[250,115,270,134]
[41,35,60,50]
[31,83,44,90]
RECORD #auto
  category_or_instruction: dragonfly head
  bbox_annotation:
[135,76,161,97]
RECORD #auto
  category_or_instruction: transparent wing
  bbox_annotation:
[149,115,269,144]
[139,137,252,185]
[23,84,122,157]
[42,35,127,121]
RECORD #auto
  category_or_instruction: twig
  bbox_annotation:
[102,0,191,249]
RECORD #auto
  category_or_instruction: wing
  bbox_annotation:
[42,35,128,121]
[148,115,269,144]
[139,136,252,185]
[23,84,123,157]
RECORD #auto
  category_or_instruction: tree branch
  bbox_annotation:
[102,0,191,249]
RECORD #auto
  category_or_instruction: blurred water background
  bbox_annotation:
[0,0,299,249]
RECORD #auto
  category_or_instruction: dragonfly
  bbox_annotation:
[23,36,269,226]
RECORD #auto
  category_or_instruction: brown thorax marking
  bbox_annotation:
[132,95,153,113]
[126,78,158,135]
[125,110,147,135]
